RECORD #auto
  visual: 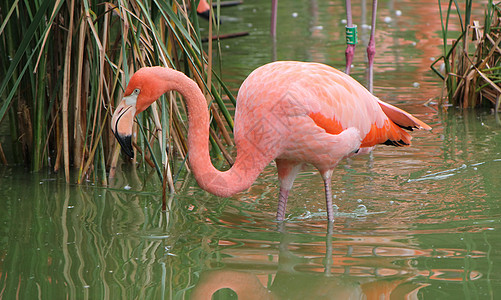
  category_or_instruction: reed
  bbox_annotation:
[0,0,234,188]
[432,0,501,110]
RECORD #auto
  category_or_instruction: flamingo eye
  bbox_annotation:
[124,88,140,106]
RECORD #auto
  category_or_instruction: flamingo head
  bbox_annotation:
[111,67,170,158]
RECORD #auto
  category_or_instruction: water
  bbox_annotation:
[1,0,501,299]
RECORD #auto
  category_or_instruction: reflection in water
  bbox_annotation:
[191,208,489,299]
[0,136,496,300]
[192,223,430,300]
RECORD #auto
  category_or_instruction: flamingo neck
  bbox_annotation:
[156,68,267,197]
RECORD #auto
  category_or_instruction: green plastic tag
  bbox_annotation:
[345,25,358,45]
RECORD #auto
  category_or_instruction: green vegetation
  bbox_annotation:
[433,0,501,111]
[0,0,234,187]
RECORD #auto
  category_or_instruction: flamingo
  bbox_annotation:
[196,0,211,20]
[269,1,379,93]
[345,0,378,93]
[197,0,243,20]
[111,61,431,221]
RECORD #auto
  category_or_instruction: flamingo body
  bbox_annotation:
[111,61,430,221]
[196,0,211,19]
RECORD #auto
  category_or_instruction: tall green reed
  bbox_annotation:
[432,0,501,109]
[0,0,235,188]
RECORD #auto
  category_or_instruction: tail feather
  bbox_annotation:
[377,99,432,131]
[366,99,431,148]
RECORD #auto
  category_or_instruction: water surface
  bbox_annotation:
[1,0,501,299]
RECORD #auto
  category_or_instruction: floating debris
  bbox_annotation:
[293,204,383,221]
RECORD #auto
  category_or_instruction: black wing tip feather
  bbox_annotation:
[396,124,416,131]
[383,139,409,147]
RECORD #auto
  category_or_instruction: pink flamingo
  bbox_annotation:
[111,61,431,221]
[345,0,378,93]
[197,0,243,20]
[196,0,211,19]
[269,1,379,93]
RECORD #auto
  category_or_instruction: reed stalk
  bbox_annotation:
[0,0,235,187]
[433,0,501,109]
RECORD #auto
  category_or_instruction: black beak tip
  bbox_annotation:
[198,10,210,20]
[113,130,134,158]
[197,10,219,23]
[121,135,134,158]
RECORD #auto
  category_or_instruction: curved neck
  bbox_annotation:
[155,68,268,197]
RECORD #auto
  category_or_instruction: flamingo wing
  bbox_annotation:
[237,61,429,152]
[284,62,420,148]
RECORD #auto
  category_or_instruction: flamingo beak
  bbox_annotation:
[111,98,137,158]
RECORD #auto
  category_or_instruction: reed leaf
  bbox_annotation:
[0,0,235,187]
[434,0,501,108]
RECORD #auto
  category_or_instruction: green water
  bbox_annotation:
[1,0,501,299]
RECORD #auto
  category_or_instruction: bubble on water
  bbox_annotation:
[292,12,298,18]
[384,16,392,23]
[413,82,420,88]
[395,10,402,16]
[389,200,394,205]
[355,204,368,215]
[298,210,313,220]
[124,185,132,190]
[357,199,363,203]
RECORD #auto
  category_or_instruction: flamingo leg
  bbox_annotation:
[277,187,289,221]
[321,169,335,221]
[345,0,355,74]
[367,0,378,93]
[276,159,303,221]
[271,0,278,37]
